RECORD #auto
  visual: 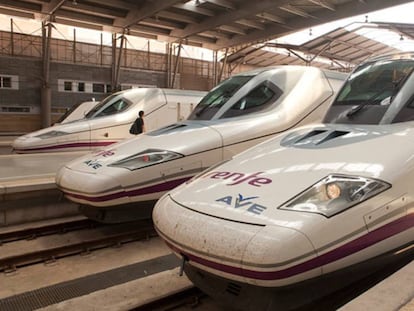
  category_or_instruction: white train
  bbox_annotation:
[12,88,205,153]
[56,66,347,223]
[153,53,414,310]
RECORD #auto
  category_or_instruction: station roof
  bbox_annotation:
[0,0,412,51]
[225,22,410,71]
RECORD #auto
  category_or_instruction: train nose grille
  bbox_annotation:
[226,282,242,296]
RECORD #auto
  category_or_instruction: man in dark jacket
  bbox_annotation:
[130,110,145,134]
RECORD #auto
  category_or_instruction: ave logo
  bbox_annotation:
[216,194,267,215]
[84,159,102,169]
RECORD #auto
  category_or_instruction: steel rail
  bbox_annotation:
[0,220,156,272]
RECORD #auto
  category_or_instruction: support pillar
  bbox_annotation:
[41,21,52,128]
[111,30,126,92]
[171,42,182,89]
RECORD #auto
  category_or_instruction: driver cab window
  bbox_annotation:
[221,82,282,118]
[98,99,129,116]
[86,94,130,119]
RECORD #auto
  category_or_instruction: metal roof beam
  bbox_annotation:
[0,0,40,12]
[204,0,236,10]
[140,18,184,30]
[256,12,285,24]
[0,7,34,19]
[156,11,199,24]
[307,0,336,11]
[213,0,412,49]
[63,2,126,19]
[41,0,65,16]
[116,0,183,29]
[173,3,215,16]
[235,19,265,30]
[85,0,137,11]
[170,0,292,39]
[218,25,246,35]
[279,5,316,18]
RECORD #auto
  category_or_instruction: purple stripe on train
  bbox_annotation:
[165,213,414,281]
[15,141,117,152]
[65,176,192,202]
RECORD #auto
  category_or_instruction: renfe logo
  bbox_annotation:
[202,171,272,187]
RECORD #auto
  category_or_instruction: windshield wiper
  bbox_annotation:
[346,89,388,118]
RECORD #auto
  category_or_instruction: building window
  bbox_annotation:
[0,75,18,89]
[78,82,85,92]
[92,83,105,93]
[2,77,11,88]
[1,106,30,113]
[64,81,72,91]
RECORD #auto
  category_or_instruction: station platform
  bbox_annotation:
[0,151,86,194]
[0,151,87,226]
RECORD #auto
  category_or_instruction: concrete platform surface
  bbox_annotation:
[0,152,86,182]
[0,152,87,195]
[340,259,414,311]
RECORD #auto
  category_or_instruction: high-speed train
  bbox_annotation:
[56,66,347,223]
[153,53,414,310]
[12,88,205,153]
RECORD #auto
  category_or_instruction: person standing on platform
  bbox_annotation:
[130,110,145,135]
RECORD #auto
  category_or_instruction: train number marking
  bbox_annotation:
[216,194,267,215]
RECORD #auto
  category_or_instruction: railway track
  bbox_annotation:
[0,219,156,273]
[0,218,99,244]
[130,251,414,311]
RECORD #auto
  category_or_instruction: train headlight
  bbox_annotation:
[279,175,390,217]
[36,131,69,139]
[108,149,183,170]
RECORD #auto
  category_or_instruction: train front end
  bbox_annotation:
[153,53,414,310]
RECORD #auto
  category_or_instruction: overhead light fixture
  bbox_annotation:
[73,0,77,5]
[195,0,200,5]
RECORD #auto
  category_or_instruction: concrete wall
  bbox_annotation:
[0,56,42,110]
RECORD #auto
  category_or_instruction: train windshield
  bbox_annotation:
[188,75,253,120]
[324,56,414,125]
[85,93,132,119]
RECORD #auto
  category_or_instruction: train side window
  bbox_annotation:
[221,82,282,118]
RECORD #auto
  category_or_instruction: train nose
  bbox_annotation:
[153,195,319,287]
[56,165,129,206]
[12,135,38,151]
